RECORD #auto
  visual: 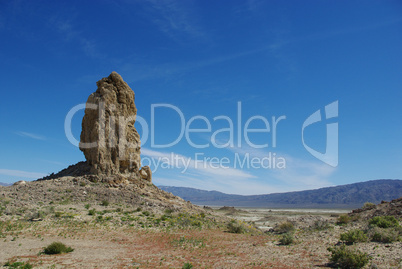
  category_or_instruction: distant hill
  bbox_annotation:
[0,182,11,186]
[159,179,402,209]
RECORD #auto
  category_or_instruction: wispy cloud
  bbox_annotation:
[141,147,334,195]
[144,0,205,42]
[125,15,402,83]
[141,145,337,195]
[16,131,46,141]
[49,17,101,59]
[0,169,46,179]
[141,148,255,179]
[272,155,335,190]
[122,45,273,83]
[38,159,65,166]
[155,175,283,195]
[228,145,335,191]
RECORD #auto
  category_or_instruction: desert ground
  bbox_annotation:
[0,178,401,268]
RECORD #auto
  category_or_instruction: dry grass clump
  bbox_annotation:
[275,221,295,234]
[43,242,74,255]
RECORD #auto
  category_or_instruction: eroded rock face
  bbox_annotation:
[79,72,149,182]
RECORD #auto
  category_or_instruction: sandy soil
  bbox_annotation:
[1,181,401,268]
[0,208,401,268]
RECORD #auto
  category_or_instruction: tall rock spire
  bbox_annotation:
[79,72,151,182]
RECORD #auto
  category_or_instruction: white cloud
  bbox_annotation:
[271,155,335,190]
[0,169,46,179]
[141,148,255,179]
[16,131,46,140]
[154,175,283,195]
[228,145,336,191]
[142,145,336,195]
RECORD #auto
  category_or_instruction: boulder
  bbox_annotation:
[13,180,26,186]
[140,166,152,183]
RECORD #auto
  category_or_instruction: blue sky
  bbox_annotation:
[0,0,401,194]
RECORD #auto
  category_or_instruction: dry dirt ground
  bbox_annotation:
[0,179,401,268]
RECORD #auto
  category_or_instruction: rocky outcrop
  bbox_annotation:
[79,72,151,183]
[140,166,152,183]
[38,162,91,181]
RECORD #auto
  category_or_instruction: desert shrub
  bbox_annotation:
[328,245,371,269]
[101,200,109,207]
[4,261,32,269]
[84,204,91,210]
[337,215,351,225]
[165,208,174,214]
[191,220,202,228]
[227,220,246,234]
[369,216,399,228]
[340,229,368,243]
[275,221,295,234]
[310,220,333,231]
[279,233,294,245]
[396,225,402,235]
[26,210,46,220]
[362,202,375,209]
[88,209,96,216]
[54,211,63,218]
[79,181,86,187]
[142,211,150,216]
[160,214,169,221]
[182,262,193,269]
[43,242,74,255]
[370,227,400,243]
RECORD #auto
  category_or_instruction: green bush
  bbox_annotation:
[164,208,174,214]
[88,209,96,216]
[340,229,368,243]
[43,242,74,255]
[362,202,375,209]
[4,261,32,269]
[279,233,294,245]
[142,211,150,216]
[227,220,246,234]
[369,216,399,228]
[328,245,371,269]
[337,215,351,225]
[182,262,193,269]
[160,214,169,221]
[84,204,91,210]
[275,221,295,234]
[371,227,400,243]
[101,200,109,207]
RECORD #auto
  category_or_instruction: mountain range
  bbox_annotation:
[159,179,402,209]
